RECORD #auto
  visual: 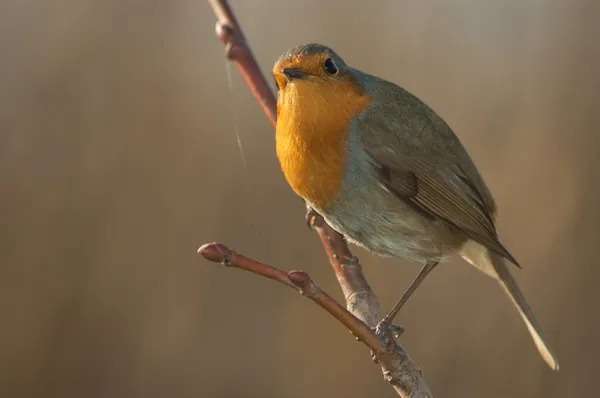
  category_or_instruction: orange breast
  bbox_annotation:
[275,79,370,211]
[276,116,345,211]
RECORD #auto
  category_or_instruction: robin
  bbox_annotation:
[272,43,559,370]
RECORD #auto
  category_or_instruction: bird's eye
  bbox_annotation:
[324,58,338,75]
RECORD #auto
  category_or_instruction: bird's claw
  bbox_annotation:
[305,204,319,230]
[388,324,405,338]
[370,350,379,363]
[374,319,404,352]
[342,255,360,267]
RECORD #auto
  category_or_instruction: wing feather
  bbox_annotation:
[357,81,519,267]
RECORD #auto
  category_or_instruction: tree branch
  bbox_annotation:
[199,243,380,350]
[199,243,431,397]
[209,0,276,126]
[205,1,432,396]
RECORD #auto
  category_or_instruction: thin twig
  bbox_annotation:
[199,242,431,397]
[199,243,382,351]
[208,0,276,125]
[205,1,432,396]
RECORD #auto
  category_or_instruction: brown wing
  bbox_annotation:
[371,159,519,267]
[357,81,519,267]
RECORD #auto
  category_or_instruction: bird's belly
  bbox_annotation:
[318,161,459,263]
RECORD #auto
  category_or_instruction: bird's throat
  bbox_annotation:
[275,83,370,211]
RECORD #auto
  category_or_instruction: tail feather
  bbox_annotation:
[461,240,559,371]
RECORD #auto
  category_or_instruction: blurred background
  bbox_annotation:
[1,0,599,397]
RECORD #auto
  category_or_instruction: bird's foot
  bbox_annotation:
[305,204,320,230]
[341,255,359,267]
[373,319,404,353]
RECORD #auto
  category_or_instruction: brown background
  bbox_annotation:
[1,1,599,397]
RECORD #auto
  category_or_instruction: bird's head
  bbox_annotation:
[272,43,368,118]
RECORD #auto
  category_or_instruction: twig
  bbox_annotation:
[208,0,276,126]
[199,243,380,350]
[205,1,432,396]
[199,243,430,397]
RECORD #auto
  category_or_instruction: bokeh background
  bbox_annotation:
[2,1,599,397]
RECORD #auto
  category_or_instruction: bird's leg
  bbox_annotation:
[375,260,439,348]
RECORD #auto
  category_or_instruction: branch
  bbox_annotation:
[199,243,431,397]
[199,243,380,350]
[209,0,276,126]
[206,1,432,396]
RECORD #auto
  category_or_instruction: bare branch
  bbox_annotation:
[205,1,433,396]
[208,0,277,126]
[199,243,381,351]
[199,242,431,397]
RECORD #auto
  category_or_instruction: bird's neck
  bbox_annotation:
[275,83,370,210]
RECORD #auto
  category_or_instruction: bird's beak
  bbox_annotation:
[281,67,305,80]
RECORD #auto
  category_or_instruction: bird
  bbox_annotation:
[272,43,559,370]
